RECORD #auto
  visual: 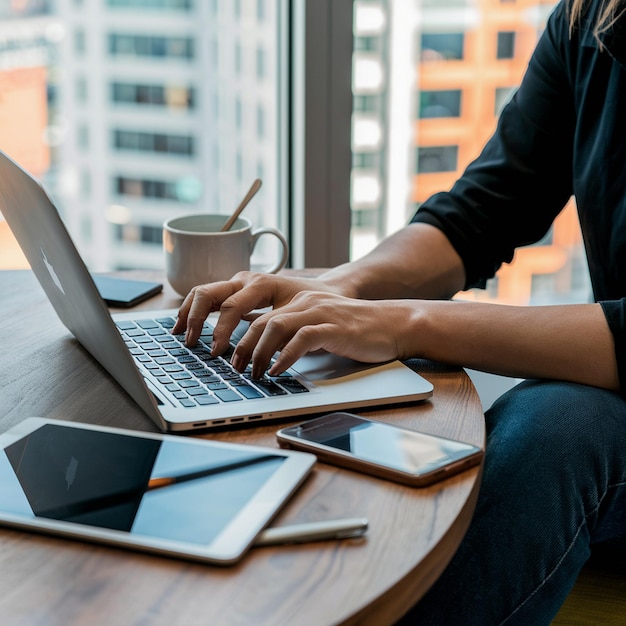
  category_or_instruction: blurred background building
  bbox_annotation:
[0,0,590,305]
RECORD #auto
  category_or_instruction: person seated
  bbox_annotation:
[173,0,626,621]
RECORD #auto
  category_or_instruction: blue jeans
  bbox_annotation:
[397,379,626,625]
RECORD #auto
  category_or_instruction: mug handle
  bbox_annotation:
[250,227,289,274]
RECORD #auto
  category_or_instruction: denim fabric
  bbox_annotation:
[396,379,626,625]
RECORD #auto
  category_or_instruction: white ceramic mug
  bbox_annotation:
[163,213,289,297]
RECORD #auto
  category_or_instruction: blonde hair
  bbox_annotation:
[569,0,626,40]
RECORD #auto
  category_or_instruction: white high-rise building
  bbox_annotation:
[54,0,282,272]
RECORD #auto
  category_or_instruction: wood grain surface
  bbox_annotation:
[0,269,485,626]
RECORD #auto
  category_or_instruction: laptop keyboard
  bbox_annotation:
[115,317,309,408]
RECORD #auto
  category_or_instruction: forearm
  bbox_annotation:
[317,223,466,300]
[410,300,619,391]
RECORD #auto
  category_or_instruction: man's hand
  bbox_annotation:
[171,271,343,355]
[229,291,413,379]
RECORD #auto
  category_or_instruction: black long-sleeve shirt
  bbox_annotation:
[411,0,626,393]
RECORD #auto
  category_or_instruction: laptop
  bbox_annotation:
[0,150,433,433]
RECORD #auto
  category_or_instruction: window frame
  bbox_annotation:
[290,0,354,268]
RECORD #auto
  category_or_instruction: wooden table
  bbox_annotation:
[0,269,485,625]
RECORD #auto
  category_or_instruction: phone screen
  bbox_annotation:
[277,412,483,485]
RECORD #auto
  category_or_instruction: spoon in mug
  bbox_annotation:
[221,178,263,232]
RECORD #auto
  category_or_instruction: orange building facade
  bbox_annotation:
[414,0,584,305]
[0,65,49,269]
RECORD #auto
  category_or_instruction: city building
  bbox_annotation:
[350,0,590,304]
[53,0,282,272]
[0,2,53,269]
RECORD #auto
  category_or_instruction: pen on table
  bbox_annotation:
[147,454,278,491]
[254,517,369,547]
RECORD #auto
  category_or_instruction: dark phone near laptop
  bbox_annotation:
[92,275,163,308]
[276,412,483,487]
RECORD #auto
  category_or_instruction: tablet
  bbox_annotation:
[0,418,316,565]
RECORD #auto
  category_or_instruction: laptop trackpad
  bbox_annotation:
[293,352,384,381]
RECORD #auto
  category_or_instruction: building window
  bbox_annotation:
[256,104,264,139]
[115,175,201,202]
[496,31,515,59]
[108,34,194,59]
[235,149,243,181]
[353,94,381,113]
[113,130,194,156]
[353,152,379,168]
[420,33,464,61]
[419,89,462,118]
[234,42,242,74]
[74,29,85,55]
[355,36,381,53]
[256,45,265,80]
[140,224,163,245]
[494,86,516,115]
[75,76,87,102]
[113,223,163,246]
[235,96,242,130]
[417,146,458,173]
[77,124,89,149]
[111,82,195,109]
[107,0,192,8]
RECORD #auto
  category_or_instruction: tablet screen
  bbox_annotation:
[0,419,315,564]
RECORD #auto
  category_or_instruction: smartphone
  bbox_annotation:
[276,412,483,487]
[92,275,163,308]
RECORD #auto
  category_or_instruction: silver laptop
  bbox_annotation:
[0,150,433,433]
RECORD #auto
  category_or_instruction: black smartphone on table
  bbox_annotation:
[92,275,163,308]
[276,412,483,487]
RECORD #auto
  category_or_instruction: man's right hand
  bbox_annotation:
[171,270,343,355]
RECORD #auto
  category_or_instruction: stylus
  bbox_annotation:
[147,454,278,491]
[254,517,369,547]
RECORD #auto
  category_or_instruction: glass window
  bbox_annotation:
[256,46,265,80]
[417,146,458,173]
[107,0,192,8]
[349,0,588,306]
[74,29,85,55]
[419,89,462,118]
[420,33,464,61]
[497,31,515,59]
[494,86,516,115]
[0,3,288,273]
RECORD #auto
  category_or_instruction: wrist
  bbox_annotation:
[316,264,364,299]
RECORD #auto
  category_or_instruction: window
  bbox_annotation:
[256,104,265,139]
[0,1,292,274]
[107,0,192,8]
[419,90,462,118]
[113,223,163,245]
[74,29,85,55]
[108,34,194,59]
[417,146,458,173]
[115,176,201,202]
[420,33,464,61]
[346,0,589,307]
[495,86,516,115]
[256,46,265,80]
[497,31,515,59]
[111,82,195,109]
[113,130,194,156]
[75,76,87,102]
[354,94,380,113]
[1,0,588,307]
